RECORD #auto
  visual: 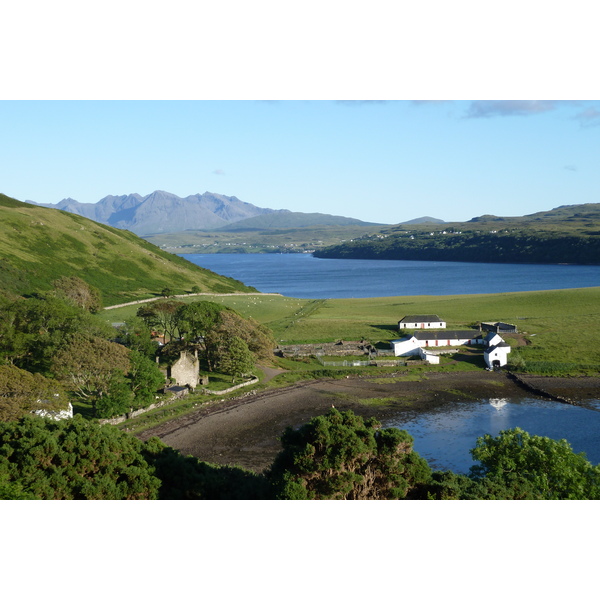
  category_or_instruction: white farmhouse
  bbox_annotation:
[398,315,446,330]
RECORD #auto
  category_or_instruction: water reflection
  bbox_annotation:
[382,397,600,474]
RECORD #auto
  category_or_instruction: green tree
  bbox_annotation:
[0,364,66,422]
[0,415,161,499]
[267,408,432,499]
[93,371,134,419]
[175,300,222,341]
[204,308,275,371]
[469,427,600,500]
[216,335,255,383]
[50,336,132,417]
[118,316,160,359]
[128,350,165,410]
[137,299,185,342]
[51,275,103,313]
[2,295,112,373]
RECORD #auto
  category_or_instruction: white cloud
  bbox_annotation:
[465,100,558,118]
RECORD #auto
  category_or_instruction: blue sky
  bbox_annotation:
[1,100,598,224]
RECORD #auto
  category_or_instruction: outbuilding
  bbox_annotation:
[398,315,446,330]
[484,342,511,369]
[413,330,484,347]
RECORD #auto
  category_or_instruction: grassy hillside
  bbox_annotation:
[315,204,600,265]
[0,193,257,305]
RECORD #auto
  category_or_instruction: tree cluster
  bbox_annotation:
[137,299,275,382]
[0,287,166,421]
[4,409,598,501]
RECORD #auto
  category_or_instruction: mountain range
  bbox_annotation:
[29,191,384,236]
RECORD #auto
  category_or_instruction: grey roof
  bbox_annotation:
[485,342,511,353]
[399,314,443,323]
[413,330,482,341]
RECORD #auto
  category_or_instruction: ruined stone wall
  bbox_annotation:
[170,350,200,389]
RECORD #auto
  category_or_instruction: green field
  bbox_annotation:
[103,286,600,376]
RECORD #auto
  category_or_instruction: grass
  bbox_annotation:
[103,286,600,378]
[0,194,256,305]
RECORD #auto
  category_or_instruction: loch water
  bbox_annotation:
[382,397,600,473]
[182,252,600,298]
[182,252,600,471]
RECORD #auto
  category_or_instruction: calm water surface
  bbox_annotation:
[182,253,600,298]
[383,397,600,473]
[182,253,600,472]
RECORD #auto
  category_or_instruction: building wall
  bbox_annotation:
[168,350,200,389]
[484,346,511,368]
[399,321,446,329]
[391,337,421,357]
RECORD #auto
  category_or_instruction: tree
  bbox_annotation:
[0,364,66,422]
[1,295,113,373]
[50,336,132,417]
[175,300,222,341]
[127,349,166,410]
[204,308,275,370]
[161,287,174,298]
[216,336,255,383]
[137,299,185,342]
[51,276,102,313]
[190,285,201,294]
[0,415,161,499]
[118,316,160,359]
[267,408,432,499]
[468,427,600,500]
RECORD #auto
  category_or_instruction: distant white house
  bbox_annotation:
[398,315,446,330]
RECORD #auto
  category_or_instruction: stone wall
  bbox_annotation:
[165,350,200,389]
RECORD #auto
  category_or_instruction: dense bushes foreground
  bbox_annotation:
[2,409,599,500]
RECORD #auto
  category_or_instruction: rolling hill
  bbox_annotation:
[314,204,600,265]
[0,193,258,305]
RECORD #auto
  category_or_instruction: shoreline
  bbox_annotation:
[136,371,600,473]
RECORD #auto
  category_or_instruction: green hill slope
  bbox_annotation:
[0,194,257,305]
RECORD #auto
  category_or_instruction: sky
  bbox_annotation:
[1,99,599,225]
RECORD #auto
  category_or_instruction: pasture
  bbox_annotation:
[103,287,600,376]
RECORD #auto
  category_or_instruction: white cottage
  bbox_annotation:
[398,315,446,330]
